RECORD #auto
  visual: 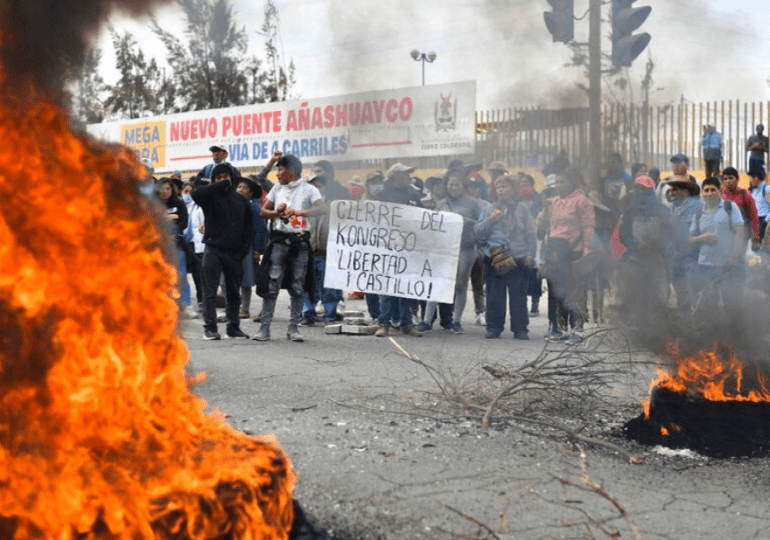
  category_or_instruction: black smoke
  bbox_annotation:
[0,0,170,102]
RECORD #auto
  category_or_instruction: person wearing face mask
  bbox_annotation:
[689,176,746,328]
[158,177,195,320]
[181,181,204,314]
[192,164,254,340]
[235,177,268,320]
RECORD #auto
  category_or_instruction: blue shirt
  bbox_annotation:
[750,183,770,219]
[690,201,744,266]
[701,131,722,159]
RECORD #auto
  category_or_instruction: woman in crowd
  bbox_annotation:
[418,168,482,333]
[474,173,537,340]
[158,177,194,319]
[538,168,595,345]
[235,177,268,319]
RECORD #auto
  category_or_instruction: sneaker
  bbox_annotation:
[450,323,465,334]
[416,321,432,333]
[565,332,584,346]
[252,312,262,322]
[287,328,304,342]
[239,311,250,319]
[475,313,486,326]
[183,306,200,319]
[203,329,221,340]
[299,317,315,327]
[375,324,389,338]
[544,326,567,341]
[323,319,339,326]
[529,309,539,317]
[513,331,529,340]
[400,325,424,337]
[485,330,501,339]
[216,315,227,323]
[252,327,270,341]
[226,329,250,339]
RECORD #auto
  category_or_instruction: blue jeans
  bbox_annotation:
[378,296,415,328]
[485,257,529,336]
[177,248,191,306]
[266,241,310,299]
[365,293,381,320]
[302,256,343,323]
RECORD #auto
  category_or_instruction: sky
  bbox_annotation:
[97,0,770,111]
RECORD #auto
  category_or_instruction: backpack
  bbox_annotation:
[692,200,735,236]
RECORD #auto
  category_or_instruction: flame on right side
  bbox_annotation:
[643,340,770,435]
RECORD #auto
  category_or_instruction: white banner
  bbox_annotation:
[86,81,476,174]
[325,200,462,303]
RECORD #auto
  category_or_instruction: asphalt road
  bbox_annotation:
[183,294,770,540]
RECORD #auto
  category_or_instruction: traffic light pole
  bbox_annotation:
[588,0,601,191]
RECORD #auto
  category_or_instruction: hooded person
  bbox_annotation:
[312,160,352,201]
[191,162,255,340]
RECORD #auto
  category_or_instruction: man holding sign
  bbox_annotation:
[374,163,425,337]
[324,164,464,338]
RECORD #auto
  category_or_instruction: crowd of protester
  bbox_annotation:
[142,137,770,345]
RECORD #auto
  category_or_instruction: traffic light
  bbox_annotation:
[611,0,651,67]
[544,0,574,43]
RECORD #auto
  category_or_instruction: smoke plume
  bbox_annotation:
[0,0,171,102]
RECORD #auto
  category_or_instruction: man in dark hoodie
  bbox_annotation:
[192,162,254,340]
[312,160,352,202]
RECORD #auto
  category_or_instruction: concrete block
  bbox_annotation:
[324,324,342,334]
[342,325,377,335]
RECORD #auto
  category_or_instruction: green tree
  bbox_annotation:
[69,48,106,125]
[103,29,158,119]
[152,0,250,110]
[258,0,295,103]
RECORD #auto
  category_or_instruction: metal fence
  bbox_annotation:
[475,100,770,176]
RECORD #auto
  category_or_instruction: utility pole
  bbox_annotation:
[588,0,601,190]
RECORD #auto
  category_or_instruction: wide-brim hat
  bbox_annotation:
[486,160,508,173]
[664,179,700,195]
[237,177,262,198]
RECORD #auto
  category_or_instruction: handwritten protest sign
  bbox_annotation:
[325,200,463,303]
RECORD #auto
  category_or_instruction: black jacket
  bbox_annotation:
[163,194,188,249]
[191,169,254,256]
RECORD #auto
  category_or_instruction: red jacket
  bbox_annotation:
[722,188,759,240]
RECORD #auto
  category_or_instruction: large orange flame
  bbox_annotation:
[643,341,770,420]
[0,100,294,538]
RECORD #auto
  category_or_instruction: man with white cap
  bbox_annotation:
[701,123,723,179]
[197,142,240,181]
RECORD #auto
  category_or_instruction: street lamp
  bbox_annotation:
[410,49,437,86]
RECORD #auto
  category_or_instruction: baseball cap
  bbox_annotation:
[209,143,228,153]
[670,153,689,164]
[387,163,415,177]
[634,175,655,188]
